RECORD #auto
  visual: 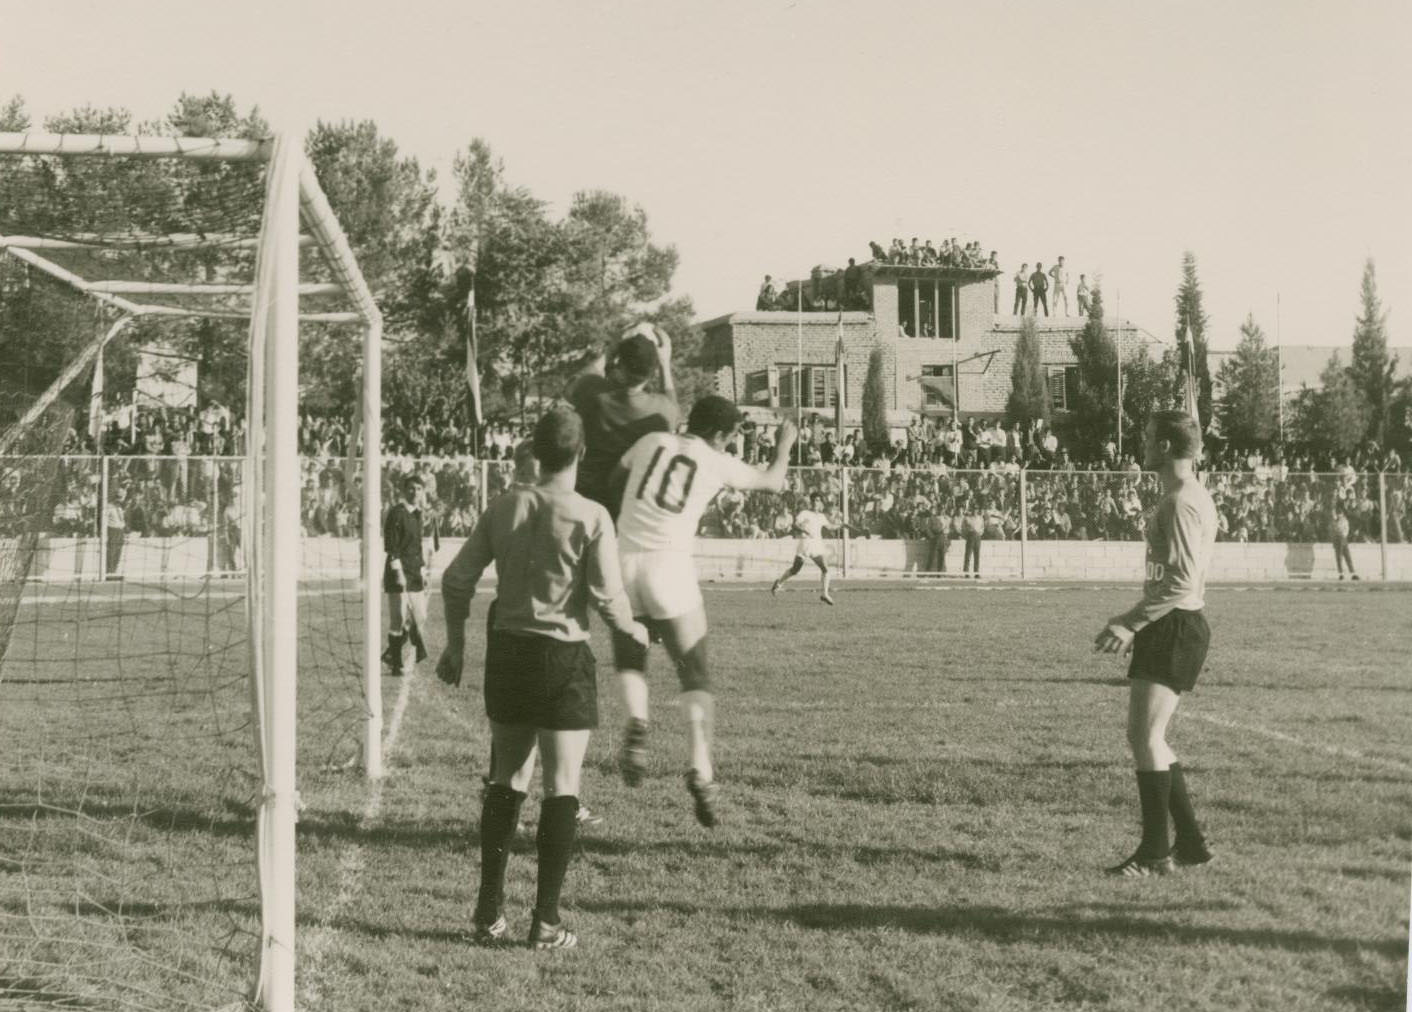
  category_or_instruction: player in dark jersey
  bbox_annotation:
[1095,410,1217,877]
[382,473,438,677]
[566,323,679,518]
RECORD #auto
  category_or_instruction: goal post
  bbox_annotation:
[0,131,384,1011]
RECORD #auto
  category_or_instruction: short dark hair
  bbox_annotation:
[611,334,659,385]
[1149,410,1201,459]
[532,406,584,473]
[687,395,742,439]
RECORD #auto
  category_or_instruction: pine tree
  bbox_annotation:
[1292,351,1370,458]
[1066,283,1117,459]
[1216,314,1280,449]
[1006,315,1051,425]
[861,346,889,457]
[1348,258,1397,445]
[1174,251,1213,428]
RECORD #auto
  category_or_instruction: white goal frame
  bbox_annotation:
[0,131,385,1012]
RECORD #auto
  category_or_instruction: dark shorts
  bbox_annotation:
[382,561,425,593]
[1127,609,1210,694]
[484,629,598,730]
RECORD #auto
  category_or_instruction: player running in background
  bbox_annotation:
[382,472,439,677]
[438,408,649,949]
[1095,410,1217,877]
[566,322,678,517]
[612,397,797,826]
[769,493,863,604]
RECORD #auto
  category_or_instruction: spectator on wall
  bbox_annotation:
[757,275,776,311]
[1049,256,1070,316]
[1029,262,1050,317]
[1076,274,1091,316]
[1013,263,1029,315]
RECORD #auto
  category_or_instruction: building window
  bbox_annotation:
[896,278,957,339]
[1048,366,1079,411]
[778,365,838,408]
[920,364,956,411]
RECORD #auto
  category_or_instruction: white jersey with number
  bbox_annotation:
[617,432,761,554]
[794,509,829,558]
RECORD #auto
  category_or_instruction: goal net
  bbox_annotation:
[0,133,384,1012]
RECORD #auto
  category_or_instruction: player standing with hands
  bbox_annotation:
[1095,410,1217,877]
[437,408,649,948]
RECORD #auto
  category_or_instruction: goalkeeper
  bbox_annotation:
[437,406,647,950]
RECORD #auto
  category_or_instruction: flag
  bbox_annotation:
[1178,324,1199,424]
[89,346,105,449]
[465,276,483,427]
[834,311,845,439]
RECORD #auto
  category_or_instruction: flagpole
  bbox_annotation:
[1276,291,1283,444]
[1116,290,1122,460]
[796,281,803,440]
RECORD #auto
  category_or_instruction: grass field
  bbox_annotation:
[3,580,1410,1011]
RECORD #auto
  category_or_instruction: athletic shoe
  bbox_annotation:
[770,580,781,597]
[576,804,603,827]
[1172,839,1213,867]
[685,770,719,828]
[619,719,649,787]
[1351,574,1360,582]
[528,916,577,950]
[1105,853,1176,877]
[820,593,835,606]
[472,915,508,946]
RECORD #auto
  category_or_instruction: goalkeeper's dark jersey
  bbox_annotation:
[383,502,427,592]
[568,374,679,517]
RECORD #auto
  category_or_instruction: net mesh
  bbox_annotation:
[0,144,370,1009]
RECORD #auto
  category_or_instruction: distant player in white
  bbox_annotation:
[611,396,797,826]
[769,493,861,604]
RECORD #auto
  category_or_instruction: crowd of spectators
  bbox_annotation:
[868,237,998,271]
[23,395,1412,554]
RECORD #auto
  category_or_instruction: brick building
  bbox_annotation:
[699,262,1153,434]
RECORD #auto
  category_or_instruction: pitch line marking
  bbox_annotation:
[299,667,417,1008]
[1184,710,1412,775]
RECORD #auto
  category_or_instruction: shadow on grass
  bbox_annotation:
[560,897,1405,960]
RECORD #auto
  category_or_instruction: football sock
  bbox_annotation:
[682,690,715,782]
[1135,770,1172,859]
[619,671,650,723]
[474,784,525,925]
[534,795,579,925]
[1168,762,1204,848]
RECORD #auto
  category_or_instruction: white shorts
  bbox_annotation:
[620,551,703,621]
[795,538,826,561]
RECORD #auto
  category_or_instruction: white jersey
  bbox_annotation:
[618,432,761,554]
[794,509,829,556]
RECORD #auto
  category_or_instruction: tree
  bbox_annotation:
[861,346,888,456]
[1066,283,1118,459]
[1216,314,1280,449]
[0,94,29,131]
[1289,351,1369,458]
[1348,258,1397,444]
[1120,345,1179,458]
[1174,251,1213,429]
[1006,315,1050,425]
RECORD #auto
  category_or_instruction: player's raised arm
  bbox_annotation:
[732,420,798,493]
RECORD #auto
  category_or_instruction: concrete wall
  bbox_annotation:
[25,535,1410,585]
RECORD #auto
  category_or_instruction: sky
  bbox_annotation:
[1,0,1408,351]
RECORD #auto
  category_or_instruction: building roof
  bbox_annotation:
[698,309,874,332]
[1209,344,1412,393]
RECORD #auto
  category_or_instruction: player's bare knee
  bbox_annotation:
[675,641,711,693]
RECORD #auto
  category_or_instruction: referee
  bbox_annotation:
[1095,410,1217,877]
[437,407,647,949]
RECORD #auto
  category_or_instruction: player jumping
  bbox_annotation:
[612,397,797,826]
[769,493,862,604]
[1095,410,1217,877]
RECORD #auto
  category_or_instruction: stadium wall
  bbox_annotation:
[20,536,1412,584]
